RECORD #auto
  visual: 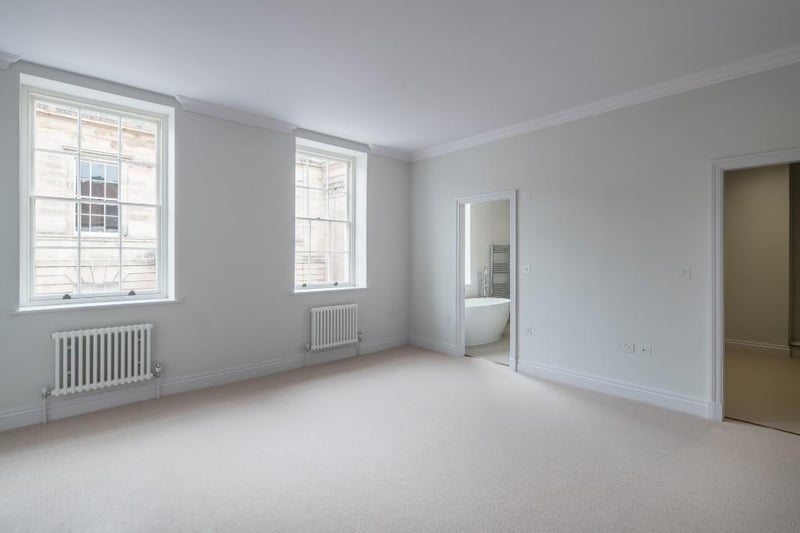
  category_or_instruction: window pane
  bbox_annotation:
[80,109,120,157]
[33,151,76,198]
[121,162,157,205]
[308,253,328,283]
[122,249,157,292]
[331,253,349,283]
[308,188,327,219]
[106,181,119,199]
[78,202,119,245]
[295,162,307,187]
[122,205,158,247]
[33,248,78,296]
[294,253,310,285]
[328,161,348,192]
[80,248,120,294]
[34,100,78,152]
[295,219,309,253]
[34,198,76,247]
[295,187,307,218]
[90,162,106,180]
[309,220,330,252]
[331,222,349,252]
[329,186,348,221]
[106,164,119,183]
[121,117,157,164]
[307,162,325,189]
[90,172,104,199]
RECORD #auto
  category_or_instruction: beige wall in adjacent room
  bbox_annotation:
[724,165,790,347]
[466,199,509,298]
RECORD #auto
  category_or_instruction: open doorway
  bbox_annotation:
[455,191,517,369]
[720,160,800,434]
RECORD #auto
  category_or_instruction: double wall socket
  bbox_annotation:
[619,342,653,356]
[619,342,636,354]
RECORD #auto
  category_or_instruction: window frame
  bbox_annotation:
[295,147,355,289]
[19,74,175,309]
[294,138,367,292]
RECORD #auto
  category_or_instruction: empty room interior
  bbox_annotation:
[2,1,800,531]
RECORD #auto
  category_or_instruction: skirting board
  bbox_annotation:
[725,339,790,357]
[0,335,409,432]
[517,361,712,419]
[409,335,461,356]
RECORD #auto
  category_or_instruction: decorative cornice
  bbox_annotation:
[295,128,371,153]
[412,44,800,161]
[369,145,412,162]
[175,95,412,161]
[175,95,296,133]
[0,50,21,70]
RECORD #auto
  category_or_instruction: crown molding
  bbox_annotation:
[175,95,296,133]
[369,145,412,162]
[295,128,371,153]
[412,44,800,162]
[0,50,21,70]
[175,96,412,161]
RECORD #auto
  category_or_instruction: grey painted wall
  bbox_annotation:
[410,63,800,403]
[0,62,410,416]
[724,165,790,347]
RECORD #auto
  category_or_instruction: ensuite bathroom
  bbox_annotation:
[464,198,511,365]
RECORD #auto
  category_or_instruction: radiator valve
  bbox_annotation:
[153,363,162,378]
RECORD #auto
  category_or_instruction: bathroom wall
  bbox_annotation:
[466,200,510,298]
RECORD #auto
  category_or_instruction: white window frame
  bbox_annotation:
[294,137,367,292]
[19,74,175,309]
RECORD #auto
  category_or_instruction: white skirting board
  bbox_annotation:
[408,335,461,356]
[0,335,408,432]
[725,339,790,357]
[517,360,712,419]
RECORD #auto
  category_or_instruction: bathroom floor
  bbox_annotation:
[465,323,510,366]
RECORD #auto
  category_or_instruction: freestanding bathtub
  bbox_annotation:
[465,297,510,346]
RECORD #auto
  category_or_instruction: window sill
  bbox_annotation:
[293,286,369,295]
[10,298,183,315]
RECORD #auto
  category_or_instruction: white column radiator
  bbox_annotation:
[49,323,154,397]
[308,304,359,351]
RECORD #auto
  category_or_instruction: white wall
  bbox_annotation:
[410,63,800,408]
[0,62,410,426]
[466,200,509,298]
[724,165,790,348]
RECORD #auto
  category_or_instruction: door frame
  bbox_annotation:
[455,190,518,369]
[710,147,800,421]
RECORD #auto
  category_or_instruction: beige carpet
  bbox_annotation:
[2,346,799,532]
[725,350,800,434]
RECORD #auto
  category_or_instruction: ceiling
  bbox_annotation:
[2,0,800,158]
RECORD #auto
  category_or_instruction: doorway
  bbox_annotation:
[713,150,800,434]
[455,191,517,369]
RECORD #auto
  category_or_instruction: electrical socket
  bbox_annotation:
[619,342,635,354]
[524,326,533,336]
[638,344,652,356]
